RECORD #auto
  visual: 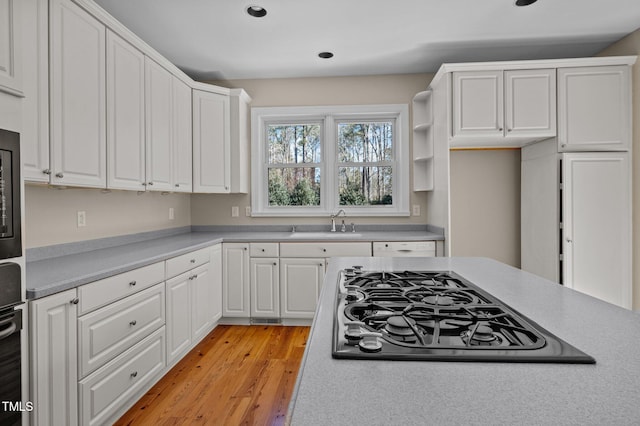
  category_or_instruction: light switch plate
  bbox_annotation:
[77,211,86,227]
[245,206,251,216]
[169,207,175,220]
[412,205,421,216]
[231,206,239,217]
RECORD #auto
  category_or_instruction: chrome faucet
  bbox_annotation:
[330,209,346,232]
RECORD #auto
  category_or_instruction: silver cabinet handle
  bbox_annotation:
[129,320,137,326]
[42,169,51,175]
[55,172,64,178]
[70,298,79,305]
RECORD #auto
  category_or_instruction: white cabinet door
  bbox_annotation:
[250,258,280,318]
[193,89,231,193]
[172,77,193,192]
[210,244,223,323]
[504,69,556,139]
[0,0,22,94]
[166,271,192,365]
[222,243,250,317]
[30,289,78,426]
[558,66,631,152]
[21,0,50,182]
[452,70,503,138]
[191,263,213,341]
[50,0,106,187]
[280,258,325,319]
[145,57,173,190]
[562,152,631,309]
[106,30,146,191]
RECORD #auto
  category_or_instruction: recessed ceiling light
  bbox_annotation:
[247,5,267,18]
[318,52,334,59]
[515,0,538,6]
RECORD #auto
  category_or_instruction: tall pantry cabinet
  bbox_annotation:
[521,61,633,309]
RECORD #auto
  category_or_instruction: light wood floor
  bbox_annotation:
[114,325,310,426]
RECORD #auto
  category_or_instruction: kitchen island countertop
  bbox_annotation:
[288,257,640,426]
[26,227,443,299]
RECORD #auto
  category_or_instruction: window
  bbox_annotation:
[251,105,409,216]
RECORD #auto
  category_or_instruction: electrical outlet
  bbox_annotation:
[169,207,175,220]
[412,205,421,216]
[231,206,239,217]
[77,211,86,227]
[245,206,251,217]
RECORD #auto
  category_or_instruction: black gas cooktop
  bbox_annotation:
[332,268,595,363]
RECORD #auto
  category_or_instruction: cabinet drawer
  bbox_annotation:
[250,242,279,257]
[373,241,436,257]
[166,246,211,278]
[78,284,165,378]
[279,242,371,258]
[78,262,165,315]
[79,327,166,426]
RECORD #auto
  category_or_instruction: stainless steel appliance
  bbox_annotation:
[0,129,21,260]
[0,262,23,425]
[333,268,595,363]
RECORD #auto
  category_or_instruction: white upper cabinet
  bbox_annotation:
[172,78,193,192]
[504,69,556,139]
[451,69,555,147]
[193,89,231,193]
[50,0,107,187]
[21,0,49,182]
[557,65,631,152]
[106,30,146,191]
[0,0,22,96]
[452,70,504,139]
[145,57,173,191]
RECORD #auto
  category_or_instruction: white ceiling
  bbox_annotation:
[93,0,640,81]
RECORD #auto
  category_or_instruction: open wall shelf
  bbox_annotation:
[412,90,434,191]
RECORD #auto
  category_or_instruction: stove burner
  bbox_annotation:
[461,323,507,347]
[384,315,418,342]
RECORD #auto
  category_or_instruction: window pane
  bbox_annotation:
[268,167,321,206]
[338,166,392,206]
[268,124,321,164]
[337,122,393,163]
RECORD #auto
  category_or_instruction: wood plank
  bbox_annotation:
[114,325,309,426]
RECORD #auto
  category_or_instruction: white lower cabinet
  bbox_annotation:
[30,245,223,426]
[166,246,219,366]
[78,328,166,426]
[222,243,250,317]
[280,258,326,319]
[250,258,280,319]
[30,288,79,426]
[78,283,165,378]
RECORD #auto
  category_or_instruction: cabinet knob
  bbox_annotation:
[130,371,138,378]
[55,172,64,178]
[190,259,196,263]
[225,186,229,190]
[148,182,154,186]
[129,281,137,287]
[142,182,147,186]
[322,248,327,252]
[42,169,51,175]
[498,128,503,132]
[273,262,277,266]
[261,248,265,252]
[129,320,137,326]
[566,238,572,243]
[244,247,247,250]
[175,184,180,188]
[70,297,79,305]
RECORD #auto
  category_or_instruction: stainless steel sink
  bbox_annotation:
[288,232,363,239]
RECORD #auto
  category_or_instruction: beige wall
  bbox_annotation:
[449,149,521,267]
[597,29,640,309]
[24,185,191,248]
[192,74,434,227]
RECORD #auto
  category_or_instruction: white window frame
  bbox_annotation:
[251,104,409,217]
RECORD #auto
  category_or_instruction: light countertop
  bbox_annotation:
[288,257,640,426]
[26,227,443,299]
